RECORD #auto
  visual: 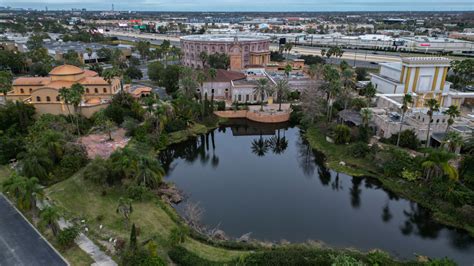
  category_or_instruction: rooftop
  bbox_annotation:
[181,34,270,42]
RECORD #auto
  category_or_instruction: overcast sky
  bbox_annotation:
[3,0,473,11]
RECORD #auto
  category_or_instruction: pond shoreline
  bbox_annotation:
[304,126,474,237]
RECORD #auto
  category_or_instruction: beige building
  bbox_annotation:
[7,65,121,117]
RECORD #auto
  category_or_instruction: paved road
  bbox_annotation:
[0,194,68,266]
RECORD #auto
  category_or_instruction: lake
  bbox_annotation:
[161,120,474,265]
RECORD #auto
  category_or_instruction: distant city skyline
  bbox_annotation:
[3,0,474,12]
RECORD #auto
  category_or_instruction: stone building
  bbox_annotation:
[180,35,271,71]
[6,65,121,117]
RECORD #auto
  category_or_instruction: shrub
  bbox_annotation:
[351,98,366,111]
[349,142,370,158]
[165,119,187,133]
[83,157,110,186]
[126,185,153,201]
[168,227,188,246]
[333,125,351,144]
[329,254,364,266]
[215,101,226,111]
[121,248,166,266]
[401,169,420,182]
[57,226,79,249]
[387,129,420,150]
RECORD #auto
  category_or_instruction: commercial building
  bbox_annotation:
[6,65,121,117]
[180,35,271,70]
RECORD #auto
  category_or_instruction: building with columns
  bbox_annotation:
[370,57,452,107]
[180,35,271,71]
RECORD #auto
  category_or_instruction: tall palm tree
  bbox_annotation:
[254,78,272,111]
[307,64,321,81]
[251,135,269,156]
[284,43,293,62]
[443,131,463,153]
[268,129,288,154]
[39,206,60,236]
[135,155,165,189]
[360,108,372,128]
[425,99,440,148]
[341,68,355,110]
[443,105,460,134]
[0,70,13,103]
[199,51,208,68]
[322,65,341,122]
[274,79,289,111]
[284,64,293,79]
[363,82,376,108]
[396,93,414,147]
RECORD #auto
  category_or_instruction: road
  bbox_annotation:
[106,30,401,63]
[0,194,68,266]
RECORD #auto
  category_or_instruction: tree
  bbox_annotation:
[422,150,458,181]
[355,68,368,81]
[179,67,198,99]
[443,105,460,133]
[274,79,289,111]
[0,70,13,102]
[39,206,60,236]
[396,93,414,147]
[130,223,137,250]
[362,82,376,107]
[284,64,293,78]
[97,47,113,62]
[425,99,440,148]
[334,124,351,144]
[254,78,272,111]
[283,43,293,61]
[199,52,208,68]
[360,108,372,129]
[27,33,47,50]
[135,155,165,188]
[2,173,43,211]
[125,66,143,80]
[136,41,151,60]
[449,59,473,90]
[322,65,341,121]
[307,64,321,81]
[443,131,463,153]
[63,50,82,66]
[208,53,230,69]
[147,61,164,83]
[251,136,269,156]
[208,68,217,108]
[341,68,355,109]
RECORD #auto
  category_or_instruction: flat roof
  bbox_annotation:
[181,34,270,42]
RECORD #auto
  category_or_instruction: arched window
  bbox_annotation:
[103,88,107,93]
[29,88,32,93]
[20,88,24,94]
[94,88,98,93]
[46,96,51,102]
[56,96,60,101]
[436,119,439,124]
[36,96,41,102]
[86,88,90,93]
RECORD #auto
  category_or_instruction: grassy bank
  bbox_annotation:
[305,125,474,237]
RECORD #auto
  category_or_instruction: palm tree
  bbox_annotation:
[254,78,272,111]
[425,99,440,148]
[135,155,165,189]
[0,70,13,103]
[443,131,463,153]
[2,173,43,211]
[274,79,289,111]
[422,150,458,181]
[363,82,376,108]
[322,65,341,121]
[102,67,124,92]
[116,197,133,226]
[396,93,414,147]
[443,105,460,133]
[307,64,321,81]
[268,129,288,154]
[360,108,372,128]
[21,148,53,182]
[284,43,293,61]
[39,206,60,236]
[341,68,355,109]
[284,64,293,79]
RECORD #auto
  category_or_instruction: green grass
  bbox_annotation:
[45,171,247,262]
[305,127,376,177]
[167,123,212,146]
[0,165,12,184]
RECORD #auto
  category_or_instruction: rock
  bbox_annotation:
[157,184,183,204]
[326,136,334,143]
[339,161,346,166]
[212,230,228,241]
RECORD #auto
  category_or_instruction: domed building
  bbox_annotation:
[6,65,121,117]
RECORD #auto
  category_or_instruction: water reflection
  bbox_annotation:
[161,121,474,264]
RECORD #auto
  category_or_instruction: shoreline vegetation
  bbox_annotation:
[304,125,474,237]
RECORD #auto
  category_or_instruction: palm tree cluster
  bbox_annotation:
[251,129,289,156]
[2,173,43,211]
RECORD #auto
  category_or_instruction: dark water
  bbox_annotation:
[161,120,474,265]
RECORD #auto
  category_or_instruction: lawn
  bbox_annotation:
[45,170,248,263]
[305,127,377,177]
[0,165,12,184]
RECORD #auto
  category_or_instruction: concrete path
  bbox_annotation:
[0,194,68,266]
[57,219,117,266]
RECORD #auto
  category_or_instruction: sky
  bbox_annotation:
[3,0,474,12]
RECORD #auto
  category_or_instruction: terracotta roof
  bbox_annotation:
[131,86,152,96]
[46,80,75,89]
[13,77,51,86]
[207,69,246,83]
[79,77,110,85]
[86,98,101,104]
[84,69,99,77]
[49,65,84,76]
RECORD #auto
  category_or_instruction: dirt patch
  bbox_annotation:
[80,128,130,159]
